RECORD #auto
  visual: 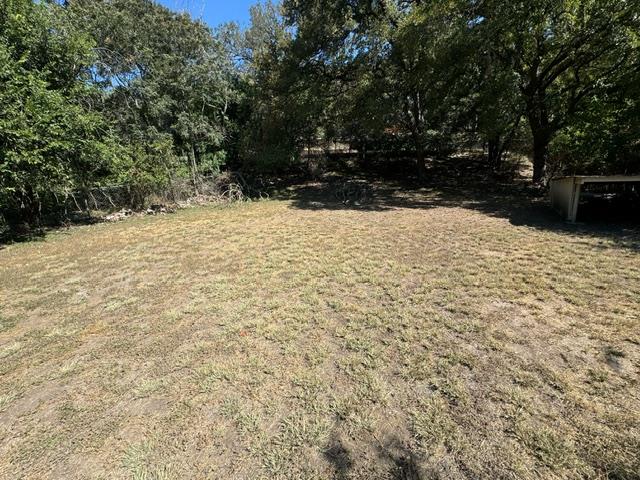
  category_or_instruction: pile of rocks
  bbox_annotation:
[145,204,176,215]
[104,204,176,222]
[104,209,134,222]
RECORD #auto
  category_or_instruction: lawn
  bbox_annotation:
[1,180,639,479]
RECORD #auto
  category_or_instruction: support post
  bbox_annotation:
[568,180,582,223]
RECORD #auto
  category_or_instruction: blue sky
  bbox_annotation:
[157,0,255,28]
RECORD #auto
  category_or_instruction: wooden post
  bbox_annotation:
[568,180,582,223]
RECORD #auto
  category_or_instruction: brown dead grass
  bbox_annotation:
[0,186,639,479]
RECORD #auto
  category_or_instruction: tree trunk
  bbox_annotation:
[404,90,427,180]
[532,133,549,184]
[358,141,367,166]
[189,145,199,195]
[526,92,552,185]
[416,143,427,180]
[488,136,502,170]
[4,188,40,233]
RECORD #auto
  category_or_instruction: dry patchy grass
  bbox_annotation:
[0,185,639,479]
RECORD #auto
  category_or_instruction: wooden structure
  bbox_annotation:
[550,175,640,222]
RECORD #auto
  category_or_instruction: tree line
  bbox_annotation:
[1,0,639,230]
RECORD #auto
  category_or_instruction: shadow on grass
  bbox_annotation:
[276,159,640,252]
[323,437,353,480]
[0,214,103,249]
[0,229,45,250]
[324,433,423,480]
[3,155,638,251]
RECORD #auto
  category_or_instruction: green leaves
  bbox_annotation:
[2,0,638,229]
[68,0,236,183]
[0,0,117,227]
[477,0,640,180]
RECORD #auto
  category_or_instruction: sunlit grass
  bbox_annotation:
[0,193,638,479]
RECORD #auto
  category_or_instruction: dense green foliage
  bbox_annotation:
[477,0,640,181]
[69,0,237,196]
[1,0,639,230]
[0,0,118,227]
[278,0,640,182]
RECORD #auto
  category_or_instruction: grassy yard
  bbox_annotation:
[1,181,639,479]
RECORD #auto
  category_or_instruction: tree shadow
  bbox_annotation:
[323,432,423,480]
[0,228,47,249]
[375,438,423,480]
[323,436,354,480]
[0,215,103,249]
[277,160,640,252]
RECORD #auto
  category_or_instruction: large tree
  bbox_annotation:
[234,1,301,171]
[386,1,475,177]
[477,0,640,183]
[280,0,474,178]
[69,0,237,190]
[0,0,117,228]
[471,47,524,171]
